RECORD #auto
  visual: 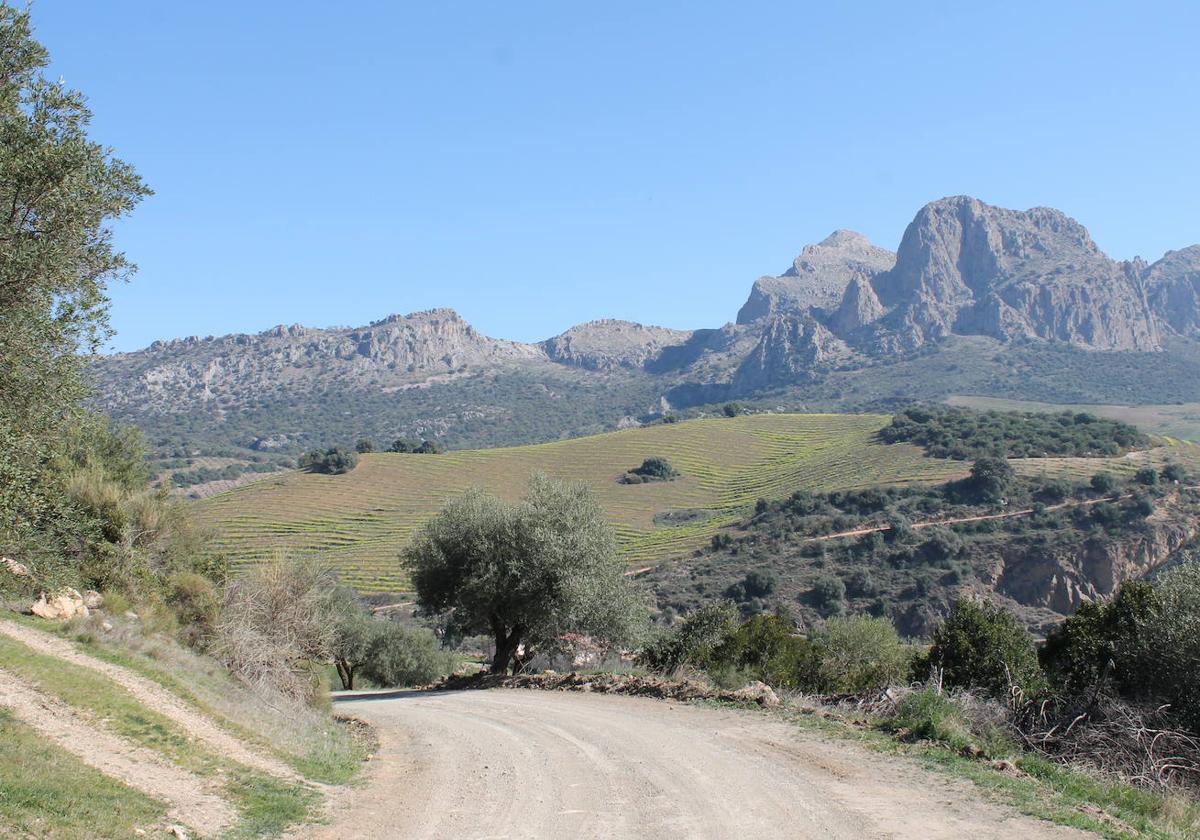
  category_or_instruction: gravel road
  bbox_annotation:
[294,688,1089,840]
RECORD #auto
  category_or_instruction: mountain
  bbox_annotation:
[94,196,1200,460]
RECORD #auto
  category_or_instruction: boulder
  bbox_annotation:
[82,590,103,609]
[31,588,89,621]
[733,680,782,707]
[2,556,30,577]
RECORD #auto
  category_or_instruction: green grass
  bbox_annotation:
[0,633,319,837]
[0,707,169,839]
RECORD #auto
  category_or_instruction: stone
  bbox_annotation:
[30,589,89,621]
[82,590,103,609]
[733,680,781,707]
[2,557,30,577]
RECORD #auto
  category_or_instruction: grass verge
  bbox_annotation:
[0,707,168,839]
[0,632,318,837]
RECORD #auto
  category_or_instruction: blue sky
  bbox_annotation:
[33,1,1200,352]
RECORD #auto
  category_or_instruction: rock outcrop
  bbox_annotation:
[31,588,89,621]
[736,230,895,324]
[733,313,849,390]
[1144,245,1200,339]
[542,320,692,371]
[830,274,886,334]
[867,197,1161,352]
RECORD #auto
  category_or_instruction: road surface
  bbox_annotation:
[294,688,1088,840]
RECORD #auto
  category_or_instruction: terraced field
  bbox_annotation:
[196,414,969,592]
[196,414,1200,592]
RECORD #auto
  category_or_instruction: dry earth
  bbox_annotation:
[294,688,1092,840]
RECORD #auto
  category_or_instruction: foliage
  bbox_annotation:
[355,439,375,453]
[406,474,646,673]
[722,402,742,417]
[880,405,1147,460]
[632,456,678,480]
[806,615,911,694]
[299,446,358,474]
[213,555,345,702]
[1130,564,1200,731]
[0,7,149,562]
[639,601,739,674]
[958,456,1016,503]
[165,571,221,649]
[724,570,777,602]
[810,575,846,617]
[388,437,440,454]
[706,613,810,688]
[360,622,455,688]
[927,599,1043,699]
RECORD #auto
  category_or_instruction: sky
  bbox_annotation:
[31,1,1200,352]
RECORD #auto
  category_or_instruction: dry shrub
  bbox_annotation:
[212,554,344,703]
[1017,695,1200,793]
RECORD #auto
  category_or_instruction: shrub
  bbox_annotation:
[300,446,358,475]
[722,402,741,418]
[355,439,375,454]
[961,457,1015,504]
[639,602,738,674]
[630,456,678,481]
[1041,580,1160,699]
[845,569,879,598]
[166,572,221,649]
[725,570,777,602]
[213,555,345,703]
[927,599,1043,699]
[806,615,911,694]
[1134,467,1159,487]
[1090,472,1118,495]
[361,623,455,688]
[886,687,1013,755]
[810,575,846,618]
[1134,563,1200,731]
[709,614,811,689]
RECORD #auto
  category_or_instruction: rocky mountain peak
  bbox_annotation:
[736,230,895,325]
[870,196,1160,352]
[542,320,692,371]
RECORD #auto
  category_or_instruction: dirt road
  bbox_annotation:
[296,689,1089,840]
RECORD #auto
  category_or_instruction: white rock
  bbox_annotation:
[82,590,103,609]
[30,588,89,621]
[2,556,30,577]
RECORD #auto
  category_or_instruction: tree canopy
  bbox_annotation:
[405,474,646,673]
[0,7,149,558]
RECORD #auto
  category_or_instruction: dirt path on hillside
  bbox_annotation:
[291,689,1090,840]
[0,619,304,783]
[0,666,235,836]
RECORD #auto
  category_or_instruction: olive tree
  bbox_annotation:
[0,7,149,557]
[405,474,646,674]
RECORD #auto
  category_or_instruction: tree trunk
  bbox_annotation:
[334,660,355,690]
[491,618,523,675]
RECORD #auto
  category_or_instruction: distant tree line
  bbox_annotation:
[880,405,1148,459]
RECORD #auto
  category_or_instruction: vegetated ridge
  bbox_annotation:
[94,196,1200,466]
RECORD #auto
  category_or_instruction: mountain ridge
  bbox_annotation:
[94,196,1200,458]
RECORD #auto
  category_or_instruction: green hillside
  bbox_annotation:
[196,413,972,592]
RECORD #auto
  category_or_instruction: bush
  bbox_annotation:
[630,456,678,481]
[886,687,1013,755]
[927,599,1043,699]
[725,570,777,602]
[213,556,345,703]
[639,602,738,674]
[1133,563,1200,731]
[961,457,1015,504]
[722,402,741,418]
[300,446,358,475]
[805,615,911,694]
[709,614,811,689]
[166,572,221,649]
[810,575,846,618]
[361,623,455,688]
[1041,580,1160,700]
[355,439,375,453]
[1090,472,1118,495]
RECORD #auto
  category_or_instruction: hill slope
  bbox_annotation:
[195,414,967,592]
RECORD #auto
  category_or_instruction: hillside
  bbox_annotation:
[93,197,1200,464]
[195,414,966,592]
